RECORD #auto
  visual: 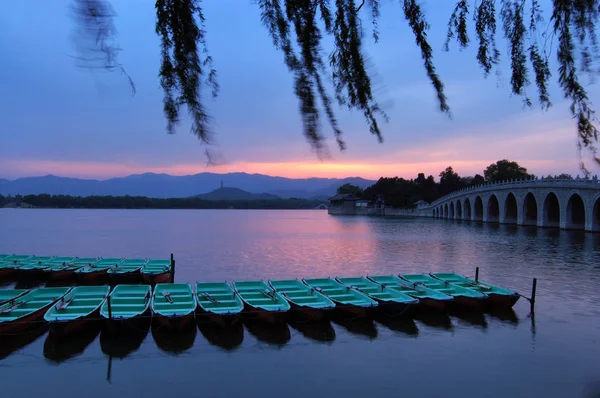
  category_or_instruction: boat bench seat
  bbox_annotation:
[258,304,286,310]
[249,298,280,305]
[201,301,238,309]
[154,303,192,311]
[292,297,319,304]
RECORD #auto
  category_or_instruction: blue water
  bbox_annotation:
[0,209,599,397]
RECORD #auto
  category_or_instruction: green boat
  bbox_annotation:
[100,284,152,326]
[152,283,196,330]
[44,257,98,280]
[303,278,378,318]
[48,256,76,263]
[400,274,486,309]
[336,277,418,315]
[3,255,33,263]
[195,282,244,327]
[430,272,520,309]
[76,258,122,284]
[0,261,19,278]
[232,280,290,323]
[269,279,335,320]
[0,287,71,334]
[141,259,172,284]
[16,260,53,277]
[108,259,147,283]
[0,255,8,260]
[368,275,453,311]
[44,286,111,334]
[0,289,29,305]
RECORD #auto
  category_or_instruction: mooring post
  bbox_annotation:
[171,253,175,283]
[107,295,112,319]
[475,267,479,282]
[530,278,537,312]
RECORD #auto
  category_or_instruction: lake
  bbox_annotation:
[0,209,599,398]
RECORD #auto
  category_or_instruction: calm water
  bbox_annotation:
[0,209,599,398]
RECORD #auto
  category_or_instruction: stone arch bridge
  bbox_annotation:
[426,178,600,232]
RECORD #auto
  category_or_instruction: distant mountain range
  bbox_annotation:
[0,173,375,199]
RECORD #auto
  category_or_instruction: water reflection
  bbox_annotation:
[413,312,454,331]
[288,319,336,343]
[487,309,519,325]
[0,326,48,360]
[374,314,419,336]
[197,321,244,351]
[243,319,291,346]
[450,310,488,329]
[151,320,197,355]
[44,323,101,363]
[100,318,150,359]
[330,312,378,340]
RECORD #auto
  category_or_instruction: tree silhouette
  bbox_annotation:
[73,0,600,163]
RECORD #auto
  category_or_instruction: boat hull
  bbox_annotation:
[292,305,330,321]
[417,297,450,312]
[486,293,520,309]
[334,303,371,319]
[110,271,142,285]
[104,309,151,334]
[243,303,287,324]
[374,301,414,317]
[197,310,241,328]
[0,304,53,335]
[0,268,14,279]
[77,269,109,285]
[142,272,171,285]
[154,312,195,331]
[48,316,100,336]
[46,269,78,281]
[452,295,485,310]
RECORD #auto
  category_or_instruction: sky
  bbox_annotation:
[1,0,597,181]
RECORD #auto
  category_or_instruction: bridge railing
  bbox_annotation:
[429,176,600,207]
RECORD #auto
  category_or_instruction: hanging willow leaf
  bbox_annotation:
[70,0,600,166]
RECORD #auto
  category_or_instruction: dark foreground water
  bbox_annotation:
[0,209,599,398]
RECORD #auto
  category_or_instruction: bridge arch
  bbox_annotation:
[522,192,538,226]
[444,203,449,219]
[504,193,518,224]
[474,196,483,221]
[449,202,455,219]
[463,198,472,220]
[566,193,586,230]
[487,194,500,223]
[543,192,560,228]
[456,199,462,220]
[593,195,600,231]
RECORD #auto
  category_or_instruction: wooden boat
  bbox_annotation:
[336,276,419,316]
[48,257,76,264]
[75,258,122,284]
[2,255,33,263]
[430,272,520,309]
[0,255,8,260]
[0,289,29,305]
[195,282,244,327]
[16,260,54,278]
[232,280,290,324]
[151,283,196,330]
[400,274,487,310]
[108,259,147,283]
[141,259,172,284]
[100,284,152,330]
[368,275,453,312]
[44,257,98,280]
[0,287,71,334]
[0,261,19,279]
[269,279,335,321]
[44,286,111,335]
[302,278,377,318]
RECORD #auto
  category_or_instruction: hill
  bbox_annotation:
[0,173,375,199]
[193,187,280,201]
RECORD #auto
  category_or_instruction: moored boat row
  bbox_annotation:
[0,254,173,285]
[0,272,520,335]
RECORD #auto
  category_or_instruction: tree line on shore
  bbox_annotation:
[337,159,575,208]
[0,194,327,210]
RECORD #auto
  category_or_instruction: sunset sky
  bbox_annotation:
[1,0,597,181]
